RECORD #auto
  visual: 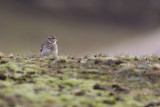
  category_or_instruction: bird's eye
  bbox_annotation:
[48,38,52,41]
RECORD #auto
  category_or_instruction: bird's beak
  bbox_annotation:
[53,39,57,42]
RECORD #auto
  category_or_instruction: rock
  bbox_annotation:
[8,53,14,58]
[152,64,160,70]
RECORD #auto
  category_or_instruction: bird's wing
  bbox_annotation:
[40,43,45,52]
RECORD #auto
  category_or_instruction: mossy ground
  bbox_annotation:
[0,55,160,107]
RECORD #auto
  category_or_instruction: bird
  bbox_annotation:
[40,36,58,57]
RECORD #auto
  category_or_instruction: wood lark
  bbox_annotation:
[40,36,58,57]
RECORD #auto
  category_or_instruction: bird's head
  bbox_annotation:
[47,36,57,44]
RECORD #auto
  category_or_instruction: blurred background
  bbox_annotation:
[1,0,160,56]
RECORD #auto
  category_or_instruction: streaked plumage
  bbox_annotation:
[40,36,58,57]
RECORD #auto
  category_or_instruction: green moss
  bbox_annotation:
[0,58,9,64]
[85,69,100,73]
[99,75,112,81]
[151,55,159,62]
[45,96,57,104]
[0,64,21,72]
[24,64,38,68]
[62,79,83,87]
[12,73,23,79]
[0,55,160,107]
[41,68,48,73]
[24,68,38,73]
[103,97,117,105]
[0,81,12,88]
[56,74,67,80]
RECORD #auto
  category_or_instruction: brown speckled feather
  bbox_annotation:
[40,36,58,57]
